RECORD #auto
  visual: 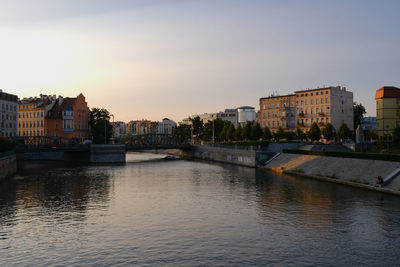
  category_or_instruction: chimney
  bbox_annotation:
[58,96,63,106]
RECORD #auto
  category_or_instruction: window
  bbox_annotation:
[305,100,308,105]
[316,99,319,104]
[326,98,328,103]
[321,98,323,104]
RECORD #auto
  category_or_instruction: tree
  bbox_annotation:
[308,122,321,142]
[234,124,243,141]
[90,108,113,144]
[274,126,285,141]
[322,123,335,141]
[284,131,296,141]
[353,102,366,131]
[219,125,227,141]
[337,122,352,140]
[173,124,191,143]
[392,125,400,148]
[190,116,204,139]
[251,123,263,140]
[262,126,272,141]
[242,122,252,140]
[226,124,235,141]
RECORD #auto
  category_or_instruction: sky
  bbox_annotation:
[0,0,399,122]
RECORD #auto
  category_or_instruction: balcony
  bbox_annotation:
[298,112,305,118]
[318,112,325,117]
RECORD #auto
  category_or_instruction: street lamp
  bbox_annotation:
[212,119,215,145]
[110,114,115,144]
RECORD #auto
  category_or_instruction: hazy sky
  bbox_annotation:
[1,0,399,122]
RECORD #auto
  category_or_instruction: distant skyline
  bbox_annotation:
[1,0,399,122]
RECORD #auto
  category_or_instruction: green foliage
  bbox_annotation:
[284,131,296,141]
[219,125,227,141]
[353,102,366,131]
[308,122,321,142]
[90,108,113,144]
[190,116,204,138]
[326,173,339,179]
[393,125,400,148]
[322,123,335,141]
[274,126,285,141]
[173,124,191,143]
[293,168,305,173]
[0,137,14,153]
[262,126,272,141]
[337,122,352,140]
[296,126,307,141]
[226,124,235,141]
[242,122,252,140]
[233,124,243,141]
[251,123,263,140]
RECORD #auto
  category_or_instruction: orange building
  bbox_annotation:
[45,93,90,141]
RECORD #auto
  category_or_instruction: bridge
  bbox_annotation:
[12,135,191,162]
[125,134,191,150]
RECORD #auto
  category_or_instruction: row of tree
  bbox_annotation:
[173,115,353,143]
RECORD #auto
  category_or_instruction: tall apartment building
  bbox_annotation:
[18,95,56,137]
[295,86,353,132]
[258,86,353,133]
[112,121,127,140]
[258,94,296,132]
[127,120,159,135]
[0,90,18,137]
[46,93,90,140]
[375,86,400,137]
[217,109,238,127]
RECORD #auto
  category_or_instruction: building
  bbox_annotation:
[190,113,216,124]
[0,89,18,137]
[361,117,376,131]
[375,86,400,136]
[217,109,238,127]
[157,118,177,134]
[45,93,90,140]
[237,106,257,126]
[18,94,57,137]
[258,94,296,132]
[112,121,127,140]
[127,120,159,135]
[294,86,353,132]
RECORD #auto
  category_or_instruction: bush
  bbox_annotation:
[0,137,14,153]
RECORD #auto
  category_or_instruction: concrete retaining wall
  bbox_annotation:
[0,152,17,181]
[267,142,305,153]
[89,144,126,163]
[192,145,257,167]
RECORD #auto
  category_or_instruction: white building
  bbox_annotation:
[237,106,257,126]
[217,109,238,127]
[157,118,177,134]
[112,121,127,140]
[0,89,18,137]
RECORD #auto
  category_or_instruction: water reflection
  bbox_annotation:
[1,158,400,266]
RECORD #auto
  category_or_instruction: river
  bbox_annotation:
[1,152,400,266]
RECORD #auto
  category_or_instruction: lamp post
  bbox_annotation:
[110,114,114,144]
[212,119,215,145]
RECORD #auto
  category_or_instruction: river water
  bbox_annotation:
[1,152,400,266]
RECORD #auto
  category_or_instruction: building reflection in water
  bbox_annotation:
[1,161,112,224]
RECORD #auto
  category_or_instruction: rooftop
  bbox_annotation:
[375,86,400,99]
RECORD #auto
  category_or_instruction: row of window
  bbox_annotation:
[1,114,17,120]
[262,102,295,109]
[19,111,44,119]
[0,122,16,129]
[0,131,16,137]
[297,98,329,106]
[1,103,17,111]
[19,121,44,128]
[298,117,329,125]
[297,106,330,115]
[298,91,329,97]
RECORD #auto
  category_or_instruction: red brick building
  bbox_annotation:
[45,93,90,141]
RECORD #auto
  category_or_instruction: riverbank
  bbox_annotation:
[263,153,400,196]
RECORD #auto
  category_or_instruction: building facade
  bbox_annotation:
[0,90,18,137]
[258,94,296,132]
[375,86,400,137]
[112,121,127,140]
[217,109,238,127]
[295,86,353,132]
[237,106,257,126]
[45,93,90,140]
[18,95,57,137]
[127,120,159,135]
[157,118,177,135]
[361,117,377,132]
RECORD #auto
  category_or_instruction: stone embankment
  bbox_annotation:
[0,152,17,181]
[263,153,400,195]
[191,145,257,167]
